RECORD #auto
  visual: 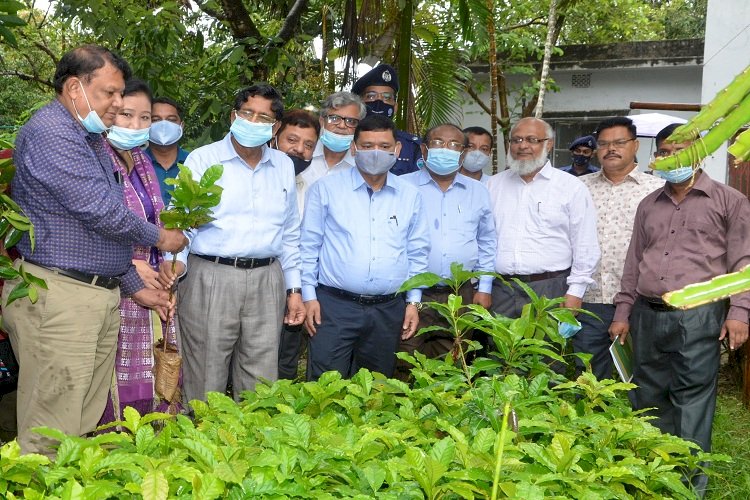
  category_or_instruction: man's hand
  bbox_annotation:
[563,294,583,312]
[402,303,420,340]
[719,319,749,351]
[132,288,176,322]
[608,321,630,344]
[156,228,188,253]
[304,300,321,336]
[285,293,306,326]
[473,291,492,309]
[133,260,161,289]
[158,260,185,289]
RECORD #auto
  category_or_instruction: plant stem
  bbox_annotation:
[490,402,511,500]
[162,255,177,353]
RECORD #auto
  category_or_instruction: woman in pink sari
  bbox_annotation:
[99,79,181,424]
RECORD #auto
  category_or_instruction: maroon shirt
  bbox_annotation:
[614,171,750,323]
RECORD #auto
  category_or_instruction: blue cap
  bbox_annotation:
[569,135,597,150]
[352,64,399,95]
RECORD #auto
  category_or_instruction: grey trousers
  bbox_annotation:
[177,255,285,403]
[490,274,568,318]
[630,297,725,452]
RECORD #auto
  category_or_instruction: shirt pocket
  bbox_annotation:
[528,197,567,236]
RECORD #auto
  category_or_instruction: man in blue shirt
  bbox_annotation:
[398,124,496,377]
[301,115,430,380]
[145,97,190,205]
[160,84,305,402]
[351,64,422,175]
[5,45,187,454]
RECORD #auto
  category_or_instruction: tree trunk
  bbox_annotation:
[395,0,413,132]
[486,0,499,173]
[534,0,559,118]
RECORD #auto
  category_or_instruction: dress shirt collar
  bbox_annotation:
[509,160,553,183]
[52,98,101,142]
[219,133,272,168]
[312,139,355,168]
[590,165,645,186]
[415,167,467,190]
[350,166,398,193]
[657,169,713,201]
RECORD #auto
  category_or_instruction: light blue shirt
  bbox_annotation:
[170,133,301,288]
[402,170,496,293]
[301,167,430,302]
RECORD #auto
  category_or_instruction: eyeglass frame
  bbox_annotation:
[362,91,397,104]
[427,138,465,152]
[598,138,636,149]
[234,108,277,124]
[323,113,360,129]
[509,136,550,145]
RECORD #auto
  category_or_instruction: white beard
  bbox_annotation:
[506,149,548,176]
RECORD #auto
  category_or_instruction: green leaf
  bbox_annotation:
[141,470,169,500]
[192,472,225,500]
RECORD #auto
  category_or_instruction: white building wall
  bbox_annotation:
[700,0,750,182]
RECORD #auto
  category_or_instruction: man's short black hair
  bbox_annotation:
[234,84,284,120]
[123,78,152,102]
[53,44,132,94]
[463,126,493,149]
[423,123,467,147]
[278,109,321,138]
[153,96,184,119]
[655,123,684,148]
[594,116,637,140]
[354,114,396,142]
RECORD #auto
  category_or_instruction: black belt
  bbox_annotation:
[318,284,402,305]
[194,254,275,269]
[639,296,677,312]
[426,285,453,293]
[497,267,570,283]
[24,259,121,290]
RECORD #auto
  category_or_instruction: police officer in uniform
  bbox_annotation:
[351,64,422,175]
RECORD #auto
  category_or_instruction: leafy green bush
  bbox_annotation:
[0,269,724,499]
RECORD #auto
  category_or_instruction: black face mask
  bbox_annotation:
[572,154,590,166]
[365,100,395,119]
[289,154,312,176]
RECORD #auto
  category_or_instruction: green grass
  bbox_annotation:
[707,388,750,499]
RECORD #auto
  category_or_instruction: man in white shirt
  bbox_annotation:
[576,117,663,379]
[487,117,600,318]
[297,92,366,212]
[160,84,305,402]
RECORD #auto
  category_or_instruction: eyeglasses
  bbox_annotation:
[325,114,360,128]
[510,136,549,145]
[363,91,396,104]
[467,145,492,154]
[598,138,635,149]
[235,109,276,124]
[428,139,465,151]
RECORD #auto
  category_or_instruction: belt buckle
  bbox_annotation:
[248,258,256,268]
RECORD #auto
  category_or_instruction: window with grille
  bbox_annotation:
[572,73,591,88]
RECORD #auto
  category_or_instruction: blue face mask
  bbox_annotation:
[72,79,108,134]
[558,320,582,339]
[354,148,396,176]
[461,150,491,173]
[230,116,274,148]
[320,129,354,152]
[149,120,183,146]
[107,126,150,150]
[655,166,694,184]
[425,148,462,175]
[365,100,395,119]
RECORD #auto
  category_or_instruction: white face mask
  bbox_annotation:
[354,148,397,175]
[149,120,183,146]
[461,150,491,173]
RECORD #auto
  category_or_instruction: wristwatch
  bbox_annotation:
[406,301,424,312]
[286,287,302,296]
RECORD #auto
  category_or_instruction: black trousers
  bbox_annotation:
[572,302,616,380]
[277,324,307,380]
[307,287,405,381]
[631,297,726,452]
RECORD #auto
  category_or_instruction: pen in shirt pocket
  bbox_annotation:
[389,215,398,226]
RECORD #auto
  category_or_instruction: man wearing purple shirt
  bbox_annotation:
[1,45,187,455]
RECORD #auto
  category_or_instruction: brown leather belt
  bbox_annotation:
[24,259,121,290]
